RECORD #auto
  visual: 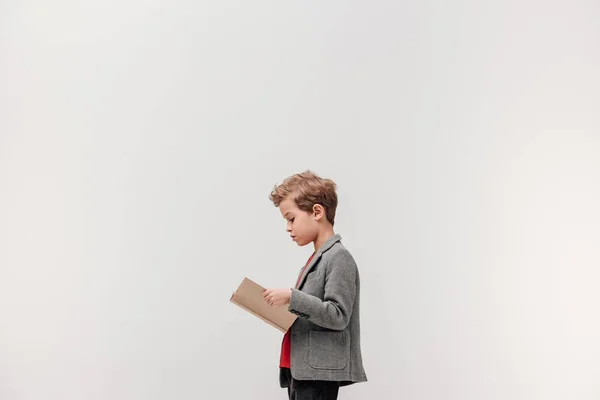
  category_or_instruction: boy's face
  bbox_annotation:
[279,197,318,247]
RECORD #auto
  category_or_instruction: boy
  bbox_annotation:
[263,170,367,400]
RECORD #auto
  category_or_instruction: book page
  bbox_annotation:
[230,277,297,333]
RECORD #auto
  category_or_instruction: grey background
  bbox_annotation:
[1,1,599,399]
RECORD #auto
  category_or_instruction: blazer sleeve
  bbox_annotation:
[288,249,357,331]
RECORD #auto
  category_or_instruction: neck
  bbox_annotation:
[313,227,335,253]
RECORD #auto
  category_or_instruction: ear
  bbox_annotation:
[312,204,325,221]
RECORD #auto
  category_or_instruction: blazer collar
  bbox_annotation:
[297,233,342,289]
[315,233,342,256]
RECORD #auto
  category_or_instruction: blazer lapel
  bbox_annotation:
[296,234,342,290]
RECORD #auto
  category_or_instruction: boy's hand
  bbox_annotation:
[263,288,291,307]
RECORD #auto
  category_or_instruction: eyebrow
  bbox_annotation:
[284,212,294,218]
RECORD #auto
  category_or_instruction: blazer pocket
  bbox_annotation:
[308,330,348,370]
[304,270,321,283]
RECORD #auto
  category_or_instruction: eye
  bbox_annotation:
[289,218,295,223]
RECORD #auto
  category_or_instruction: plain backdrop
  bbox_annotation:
[1,1,600,399]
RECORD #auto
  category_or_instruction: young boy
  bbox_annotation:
[263,170,367,400]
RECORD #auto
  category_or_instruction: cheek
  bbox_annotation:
[295,219,310,233]
[297,220,315,236]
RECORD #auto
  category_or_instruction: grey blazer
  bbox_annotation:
[281,234,368,387]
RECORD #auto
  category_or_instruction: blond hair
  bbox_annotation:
[269,170,338,226]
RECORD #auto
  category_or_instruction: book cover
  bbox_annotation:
[230,277,297,333]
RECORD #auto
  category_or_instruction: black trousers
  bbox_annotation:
[281,368,340,400]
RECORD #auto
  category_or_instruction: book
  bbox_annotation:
[230,277,297,333]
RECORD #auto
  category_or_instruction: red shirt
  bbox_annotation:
[279,252,316,368]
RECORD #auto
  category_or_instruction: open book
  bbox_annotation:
[230,277,297,333]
